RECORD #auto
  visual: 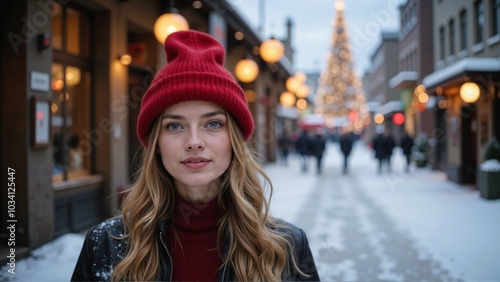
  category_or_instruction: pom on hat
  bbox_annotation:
[137,30,254,146]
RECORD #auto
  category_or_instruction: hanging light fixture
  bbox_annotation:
[154,0,189,44]
[235,58,259,83]
[460,82,480,103]
[260,37,284,63]
[296,98,308,110]
[295,84,310,99]
[279,91,296,107]
[286,75,300,93]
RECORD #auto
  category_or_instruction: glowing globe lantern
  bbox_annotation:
[260,37,284,63]
[286,75,301,93]
[296,98,308,110]
[294,71,307,83]
[392,113,405,126]
[154,12,189,44]
[235,58,259,83]
[295,84,310,99]
[374,113,384,124]
[279,91,296,107]
[460,82,480,103]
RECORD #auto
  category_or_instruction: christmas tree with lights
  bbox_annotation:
[315,1,369,131]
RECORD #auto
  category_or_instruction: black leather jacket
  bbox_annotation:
[71,216,320,281]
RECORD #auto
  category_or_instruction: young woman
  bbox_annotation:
[71,30,319,281]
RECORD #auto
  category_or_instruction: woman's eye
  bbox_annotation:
[166,123,182,131]
[207,121,222,128]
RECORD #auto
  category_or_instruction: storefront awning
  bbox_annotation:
[422,58,500,89]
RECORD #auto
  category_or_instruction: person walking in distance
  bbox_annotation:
[371,128,386,173]
[339,129,353,174]
[295,130,311,172]
[71,30,319,282]
[383,129,396,172]
[278,130,293,166]
[400,131,414,172]
[311,130,327,175]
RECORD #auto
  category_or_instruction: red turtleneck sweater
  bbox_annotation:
[167,196,222,281]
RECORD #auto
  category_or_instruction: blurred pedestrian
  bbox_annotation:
[71,30,319,282]
[383,129,396,172]
[311,130,327,175]
[295,130,311,172]
[278,130,293,166]
[371,130,385,173]
[339,129,353,174]
[400,131,414,172]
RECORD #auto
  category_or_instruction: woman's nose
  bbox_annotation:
[185,129,205,150]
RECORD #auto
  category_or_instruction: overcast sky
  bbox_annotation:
[227,0,404,76]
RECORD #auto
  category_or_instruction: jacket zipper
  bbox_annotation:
[159,231,173,282]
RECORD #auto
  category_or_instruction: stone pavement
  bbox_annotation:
[266,141,500,282]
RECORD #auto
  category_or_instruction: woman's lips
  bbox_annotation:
[181,157,210,169]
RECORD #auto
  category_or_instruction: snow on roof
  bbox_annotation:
[388,71,419,89]
[299,113,325,129]
[376,100,402,116]
[367,101,381,112]
[423,57,500,88]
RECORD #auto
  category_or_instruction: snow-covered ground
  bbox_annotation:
[268,142,500,281]
[1,141,499,281]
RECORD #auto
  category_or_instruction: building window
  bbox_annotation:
[460,10,468,50]
[439,26,446,60]
[449,19,455,55]
[51,2,92,183]
[475,0,484,43]
[493,0,500,36]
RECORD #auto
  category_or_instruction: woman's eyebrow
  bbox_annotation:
[162,114,184,121]
[201,110,226,119]
[162,110,226,120]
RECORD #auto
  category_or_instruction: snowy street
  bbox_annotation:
[269,142,500,282]
[2,141,500,281]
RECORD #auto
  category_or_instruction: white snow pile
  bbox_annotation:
[0,233,85,281]
[480,159,500,172]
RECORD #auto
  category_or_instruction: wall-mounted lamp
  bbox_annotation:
[460,82,480,103]
[235,58,259,83]
[154,0,189,44]
[119,54,132,65]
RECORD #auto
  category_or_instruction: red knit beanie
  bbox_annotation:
[137,30,254,146]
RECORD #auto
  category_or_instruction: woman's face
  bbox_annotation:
[158,101,232,203]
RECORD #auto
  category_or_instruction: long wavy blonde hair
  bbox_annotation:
[112,111,303,281]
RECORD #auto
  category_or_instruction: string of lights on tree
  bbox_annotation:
[314,1,369,131]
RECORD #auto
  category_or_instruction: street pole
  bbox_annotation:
[259,0,265,37]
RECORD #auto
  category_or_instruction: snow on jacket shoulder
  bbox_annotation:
[71,216,320,281]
